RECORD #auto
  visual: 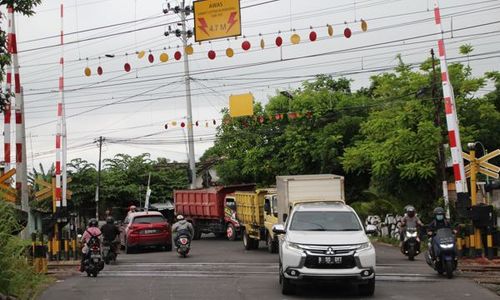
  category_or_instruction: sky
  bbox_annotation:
[1,0,500,173]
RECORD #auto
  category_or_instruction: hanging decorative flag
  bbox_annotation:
[137,51,145,59]
[185,45,194,55]
[164,124,168,129]
[275,36,283,47]
[148,54,154,63]
[361,19,368,32]
[309,31,317,42]
[208,50,216,60]
[195,121,199,126]
[174,51,182,60]
[258,116,265,124]
[344,27,352,38]
[290,33,300,44]
[213,119,217,125]
[205,122,209,127]
[327,24,334,37]
[242,40,251,51]
[226,48,234,57]
[306,111,313,118]
[260,38,265,49]
[84,67,91,77]
[124,63,131,72]
[160,53,169,62]
[97,66,103,75]
[288,112,297,119]
[181,122,186,128]
[171,121,177,126]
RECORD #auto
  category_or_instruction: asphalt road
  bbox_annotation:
[39,235,499,300]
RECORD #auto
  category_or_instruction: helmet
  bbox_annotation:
[406,205,416,218]
[88,218,98,227]
[106,216,114,224]
[176,215,184,221]
[129,205,137,212]
[433,207,445,215]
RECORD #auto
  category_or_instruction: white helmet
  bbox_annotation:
[176,215,184,221]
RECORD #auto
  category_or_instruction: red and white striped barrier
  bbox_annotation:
[7,6,26,201]
[55,3,65,210]
[433,0,467,194]
[3,9,13,172]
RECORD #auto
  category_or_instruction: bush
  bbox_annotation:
[0,202,46,299]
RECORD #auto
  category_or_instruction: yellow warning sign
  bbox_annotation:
[194,0,241,42]
[229,93,254,117]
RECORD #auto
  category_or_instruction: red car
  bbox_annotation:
[120,211,172,253]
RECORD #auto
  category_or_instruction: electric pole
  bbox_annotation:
[163,1,197,189]
[431,48,450,218]
[95,136,104,220]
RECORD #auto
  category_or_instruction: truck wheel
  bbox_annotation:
[226,223,237,241]
[251,238,259,250]
[193,227,202,240]
[267,234,278,253]
[243,232,253,250]
[358,278,375,296]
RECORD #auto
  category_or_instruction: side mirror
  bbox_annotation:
[272,224,286,235]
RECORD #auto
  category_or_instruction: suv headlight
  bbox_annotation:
[285,241,304,253]
[406,231,417,238]
[357,242,373,252]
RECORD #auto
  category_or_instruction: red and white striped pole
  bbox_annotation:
[3,9,13,172]
[7,6,26,205]
[433,1,468,201]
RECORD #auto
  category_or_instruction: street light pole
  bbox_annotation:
[95,136,104,220]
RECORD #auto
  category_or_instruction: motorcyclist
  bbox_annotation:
[172,215,194,246]
[427,207,452,259]
[127,205,137,216]
[80,218,102,272]
[399,206,424,247]
[100,216,120,254]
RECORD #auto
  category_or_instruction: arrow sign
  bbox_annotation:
[479,149,500,163]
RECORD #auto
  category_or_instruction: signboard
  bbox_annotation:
[194,0,241,42]
[229,93,254,117]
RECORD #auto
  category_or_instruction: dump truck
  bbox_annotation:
[234,189,278,253]
[276,174,345,224]
[174,184,255,240]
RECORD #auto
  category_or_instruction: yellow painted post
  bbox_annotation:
[475,228,482,257]
[469,226,475,258]
[470,149,477,206]
[487,227,494,260]
[64,239,69,261]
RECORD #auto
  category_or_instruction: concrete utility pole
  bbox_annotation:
[164,1,196,189]
[95,136,104,220]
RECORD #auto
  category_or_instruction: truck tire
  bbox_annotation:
[251,238,259,250]
[243,231,253,250]
[280,265,295,295]
[267,234,278,253]
[193,227,202,240]
[226,223,237,241]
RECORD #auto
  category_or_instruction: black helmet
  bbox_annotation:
[106,216,114,224]
[88,218,98,227]
[433,207,445,215]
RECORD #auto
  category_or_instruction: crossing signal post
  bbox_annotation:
[463,143,500,259]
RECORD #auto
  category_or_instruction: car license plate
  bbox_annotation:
[144,229,158,234]
[318,256,342,264]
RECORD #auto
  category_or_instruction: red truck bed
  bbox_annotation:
[174,185,255,220]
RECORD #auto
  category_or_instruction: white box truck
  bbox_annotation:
[276,174,345,223]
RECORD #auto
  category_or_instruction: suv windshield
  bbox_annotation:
[132,215,166,224]
[289,211,362,231]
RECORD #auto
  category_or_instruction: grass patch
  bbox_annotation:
[0,202,50,299]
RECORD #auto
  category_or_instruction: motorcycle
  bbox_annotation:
[425,228,457,279]
[176,234,191,258]
[84,238,105,277]
[401,227,420,260]
[102,240,117,265]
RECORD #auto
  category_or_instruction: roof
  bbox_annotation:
[128,211,163,218]
[293,201,352,212]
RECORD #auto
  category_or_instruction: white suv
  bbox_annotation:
[273,202,376,296]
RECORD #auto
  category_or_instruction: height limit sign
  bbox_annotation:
[194,0,241,42]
